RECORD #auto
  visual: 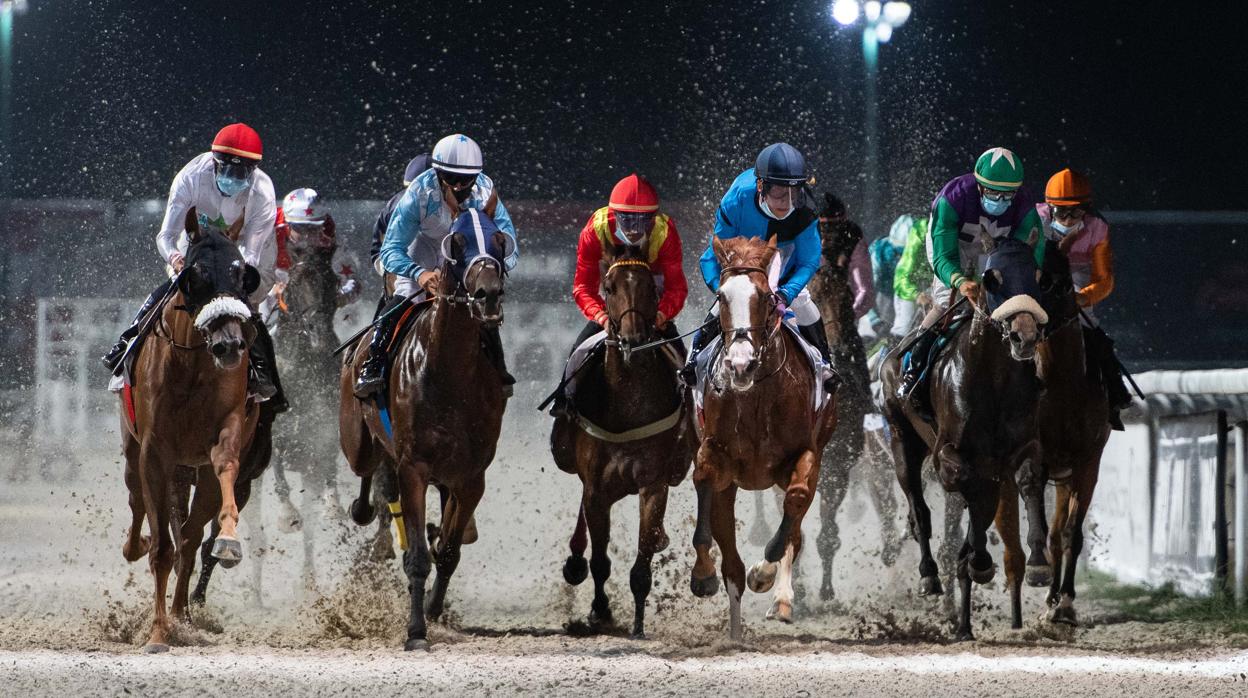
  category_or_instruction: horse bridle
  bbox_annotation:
[717,264,784,367]
[439,255,504,323]
[603,259,658,348]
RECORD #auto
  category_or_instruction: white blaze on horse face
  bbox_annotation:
[721,275,757,376]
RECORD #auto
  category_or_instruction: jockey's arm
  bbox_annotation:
[776,221,820,305]
[699,196,741,293]
[488,197,519,273]
[372,191,402,276]
[1078,237,1115,307]
[239,177,278,304]
[1014,207,1046,268]
[654,220,688,321]
[849,238,874,319]
[893,221,928,302]
[379,186,427,281]
[572,222,607,325]
[155,162,197,269]
[929,197,967,289]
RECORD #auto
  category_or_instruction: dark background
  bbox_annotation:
[6,0,1248,217]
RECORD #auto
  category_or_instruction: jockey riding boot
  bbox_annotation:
[1103,350,1133,432]
[249,318,288,413]
[101,279,172,371]
[481,325,516,398]
[354,305,402,399]
[798,321,841,394]
[679,316,720,388]
[896,329,937,405]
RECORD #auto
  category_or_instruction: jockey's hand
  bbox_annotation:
[656,311,668,329]
[594,311,609,329]
[418,269,441,295]
[170,253,185,273]
[957,279,981,303]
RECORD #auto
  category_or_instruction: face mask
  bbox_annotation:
[452,186,472,204]
[1050,218,1083,237]
[216,174,250,198]
[759,192,794,221]
[981,195,1010,216]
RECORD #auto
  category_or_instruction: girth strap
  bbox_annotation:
[572,404,683,443]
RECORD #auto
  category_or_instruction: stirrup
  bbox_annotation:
[354,363,386,398]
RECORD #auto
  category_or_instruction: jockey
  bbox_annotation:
[895,146,1045,403]
[354,134,518,398]
[889,214,932,339]
[261,188,361,325]
[372,154,432,277]
[861,214,911,343]
[1037,167,1133,425]
[680,142,839,394]
[550,174,688,416]
[101,122,287,411]
[816,192,875,333]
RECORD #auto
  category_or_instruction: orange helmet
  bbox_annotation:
[608,173,659,213]
[1045,168,1092,206]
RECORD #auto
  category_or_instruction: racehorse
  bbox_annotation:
[879,236,1045,640]
[550,243,695,638]
[1001,240,1111,626]
[118,208,264,652]
[689,236,837,639]
[338,223,509,650]
[806,225,901,601]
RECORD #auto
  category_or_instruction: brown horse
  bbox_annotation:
[339,226,508,651]
[880,237,1045,640]
[550,243,695,638]
[1000,241,1111,626]
[119,208,263,652]
[806,224,901,601]
[689,236,837,639]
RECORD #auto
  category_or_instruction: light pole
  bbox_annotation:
[831,0,910,234]
[1,0,27,201]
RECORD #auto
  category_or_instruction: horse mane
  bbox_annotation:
[717,236,774,269]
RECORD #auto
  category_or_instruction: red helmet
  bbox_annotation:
[608,173,659,213]
[211,123,263,161]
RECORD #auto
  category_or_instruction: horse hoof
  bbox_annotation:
[190,592,205,606]
[350,498,376,526]
[655,529,670,554]
[1048,605,1078,626]
[955,629,975,642]
[404,638,430,652]
[563,556,588,586]
[881,543,901,568]
[1025,565,1052,588]
[690,574,720,598]
[969,562,996,585]
[819,582,836,602]
[211,537,243,567]
[277,504,302,534]
[630,629,647,641]
[462,514,479,545]
[588,608,614,629]
[122,535,151,562]
[746,561,778,594]
[766,600,793,623]
[919,576,943,596]
[143,643,170,654]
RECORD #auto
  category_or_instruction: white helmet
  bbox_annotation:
[888,214,913,248]
[431,134,483,175]
[283,188,328,223]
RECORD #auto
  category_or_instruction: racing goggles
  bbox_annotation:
[212,152,258,181]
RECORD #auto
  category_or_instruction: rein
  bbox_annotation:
[716,263,787,383]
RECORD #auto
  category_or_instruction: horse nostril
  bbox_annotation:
[211,342,228,357]
[1009,331,1022,343]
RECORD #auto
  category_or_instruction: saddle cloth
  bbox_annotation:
[561,329,682,401]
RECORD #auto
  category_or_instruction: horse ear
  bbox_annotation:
[185,207,200,243]
[450,232,467,261]
[176,264,198,297]
[711,235,726,262]
[766,234,778,251]
[242,264,261,296]
[491,231,513,263]
[983,269,1004,294]
[225,211,246,243]
[767,249,782,291]
[601,241,617,264]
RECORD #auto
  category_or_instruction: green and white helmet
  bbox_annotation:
[973,147,1024,191]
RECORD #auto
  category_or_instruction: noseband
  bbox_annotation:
[445,256,504,323]
[603,259,658,347]
[718,264,783,362]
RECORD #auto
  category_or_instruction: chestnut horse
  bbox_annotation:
[119,208,263,652]
[339,226,509,651]
[880,236,1045,640]
[689,236,837,640]
[550,243,695,638]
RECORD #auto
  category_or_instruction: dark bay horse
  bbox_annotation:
[880,236,1045,640]
[1001,241,1111,626]
[690,236,837,639]
[119,208,263,652]
[806,224,901,601]
[339,225,509,651]
[550,244,695,638]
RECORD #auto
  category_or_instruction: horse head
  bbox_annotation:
[713,235,783,391]
[602,242,658,353]
[442,210,510,328]
[179,207,260,369]
[981,236,1049,361]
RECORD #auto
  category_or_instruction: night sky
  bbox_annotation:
[6,1,1248,221]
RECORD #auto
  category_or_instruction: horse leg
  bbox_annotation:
[371,462,398,562]
[938,490,965,605]
[630,483,668,639]
[426,476,485,624]
[710,485,744,640]
[121,441,150,562]
[993,477,1026,630]
[890,420,940,595]
[753,450,818,594]
[1017,447,1051,587]
[1046,480,1072,611]
[396,461,431,650]
[955,479,1001,641]
[271,459,302,533]
[769,449,821,621]
[350,474,376,525]
[1051,465,1098,626]
[865,433,903,568]
[138,449,175,652]
[814,455,848,601]
[563,499,589,586]
[584,489,615,629]
[208,419,245,566]
[689,445,720,597]
[169,467,198,623]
